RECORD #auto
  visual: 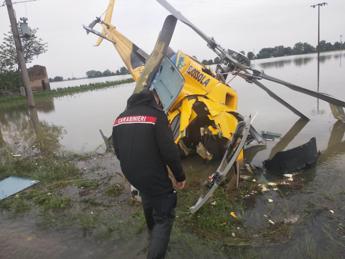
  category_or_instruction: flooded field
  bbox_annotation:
[1,51,345,258]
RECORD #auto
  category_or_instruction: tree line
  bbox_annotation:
[85,66,129,78]
[49,67,130,82]
[201,40,345,65]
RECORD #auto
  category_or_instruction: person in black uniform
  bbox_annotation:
[112,89,186,259]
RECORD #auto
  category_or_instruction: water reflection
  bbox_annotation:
[269,118,309,159]
[0,83,133,153]
[259,59,292,69]
[318,54,333,63]
[332,52,344,67]
[321,120,345,161]
[293,56,314,66]
[34,97,56,113]
[259,56,315,69]
[29,108,63,155]
[257,52,342,69]
[0,106,63,156]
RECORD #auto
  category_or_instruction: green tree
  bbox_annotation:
[283,47,293,56]
[119,66,129,75]
[102,69,114,77]
[0,71,22,94]
[52,76,63,82]
[333,41,342,50]
[272,45,285,57]
[302,43,315,53]
[256,48,274,59]
[318,40,334,52]
[292,42,304,55]
[0,28,47,72]
[214,57,221,64]
[86,70,102,78]
[201,59,213,65]
[247,51,255,60]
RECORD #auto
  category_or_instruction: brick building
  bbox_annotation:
[27,65,50,91]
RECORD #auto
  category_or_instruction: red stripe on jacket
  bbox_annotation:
[113,116,157,126]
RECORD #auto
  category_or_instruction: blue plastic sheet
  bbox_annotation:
[0,176,39,200]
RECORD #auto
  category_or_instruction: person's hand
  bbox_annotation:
[175,180,186,190]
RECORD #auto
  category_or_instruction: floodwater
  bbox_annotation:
[1,51,345,258]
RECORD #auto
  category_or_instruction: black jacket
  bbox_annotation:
[112,90,185,197]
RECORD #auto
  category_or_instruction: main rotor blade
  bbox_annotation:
[261,73,345,108]
[252,79,309,120]
[157,0,213,46]
[157,0,250,69]
[238,72,309,119]
[134,15,177,93]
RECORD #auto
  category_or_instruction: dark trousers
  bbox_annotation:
[141,191,177,259]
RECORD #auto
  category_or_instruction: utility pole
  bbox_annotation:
[5,0,35,107]
[311,2,327,112]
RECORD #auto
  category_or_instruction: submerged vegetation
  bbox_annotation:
[0,146,344,257]
[0,147,293,246]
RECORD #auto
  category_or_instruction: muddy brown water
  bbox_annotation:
[1,51,345,258]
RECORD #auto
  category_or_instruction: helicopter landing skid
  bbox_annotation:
[190,117,251,214]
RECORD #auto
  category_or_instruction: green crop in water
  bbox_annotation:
[0,78,134,110]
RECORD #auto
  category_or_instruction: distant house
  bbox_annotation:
[27,65,50,91]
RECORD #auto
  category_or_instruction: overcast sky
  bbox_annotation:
[1,0,344,78]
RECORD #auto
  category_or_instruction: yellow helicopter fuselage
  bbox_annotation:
[168,51,238,142]
[162,51,240,159]
[92,10,240,159]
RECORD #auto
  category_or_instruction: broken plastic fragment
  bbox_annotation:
[240,175,252,181]
[230,211,238,219]
[268,219,275,225]
[264,137,318,175]
[211,201,217,206]
[267,198,273,203]
[259,185,269,192]
[283,215,299,224]
[0,176,39,200]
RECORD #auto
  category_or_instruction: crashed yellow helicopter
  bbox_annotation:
[84,0,345,213]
